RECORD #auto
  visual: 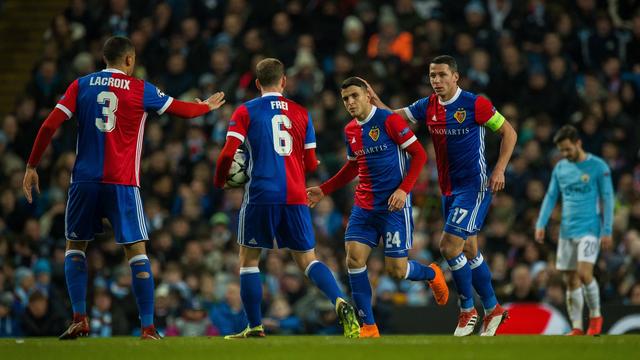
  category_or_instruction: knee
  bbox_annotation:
[385,263,406,280]
[578,270,593,284]
[439,237,461,260]
[463,247,476,260]
[346,253,366,270]
[563,273,581,289]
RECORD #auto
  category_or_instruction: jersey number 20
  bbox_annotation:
[272,115,292,156]
[95,91,118,132]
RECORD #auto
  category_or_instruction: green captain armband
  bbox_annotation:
[484,112,505,132]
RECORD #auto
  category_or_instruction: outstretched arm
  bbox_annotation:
[306,160,358,208]
[164,92,225,118]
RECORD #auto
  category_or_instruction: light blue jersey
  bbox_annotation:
[536,154,614,239]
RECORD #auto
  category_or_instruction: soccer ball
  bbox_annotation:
[226,149,249,188]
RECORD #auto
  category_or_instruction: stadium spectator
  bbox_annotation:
[0,292,20,337]
[208,282,247,336]
[20,291,66,337]
[165,298,218,337]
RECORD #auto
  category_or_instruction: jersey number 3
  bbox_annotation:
[272,115,292,156]
[95,91,118,132]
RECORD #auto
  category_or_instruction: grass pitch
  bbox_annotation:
[1,335,638,360]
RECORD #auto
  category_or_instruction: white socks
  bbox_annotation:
[583,279,601,318]
[566,287,584,330]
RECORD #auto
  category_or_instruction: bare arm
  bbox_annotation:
[488,119,517,193]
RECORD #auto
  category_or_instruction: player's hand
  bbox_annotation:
[600,235,613,251]
[197,91,226,110]
[388,189,407,212]
[534,228,545,244]
[306,186,324,208]
[356,77,383,107]
[488,169,505,193]
[23,166,40,204]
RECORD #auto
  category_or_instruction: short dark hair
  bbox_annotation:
[553,125,580,144]
[256,58,284,87]
[103,36,134,64]
[341,77,367,90]
[431,55,458,73]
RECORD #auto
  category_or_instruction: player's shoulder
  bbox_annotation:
[424,93,439,106]
[587,153,609,170]
[375,106,394,118]
[460,89,489,106]
[242,96,264,111]
[554,158,570,170]
[283,96,307,112]
[344,118,359,132]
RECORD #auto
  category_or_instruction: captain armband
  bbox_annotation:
[484,112,505,132]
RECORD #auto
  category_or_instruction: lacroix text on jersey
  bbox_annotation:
[89,76,131,90]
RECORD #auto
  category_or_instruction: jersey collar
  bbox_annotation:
[356,105,377,126]
[261,92,283,97]
[438,87,462,105]
[102,68,126,75]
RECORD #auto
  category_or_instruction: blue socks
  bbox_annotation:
[447,253,474,309]
[305,260,344,305]
[405,260,435,281]
[129,254,155,327]
[240,267,263,328]
[64,250,88,315]
[470,251,498,311]
[348,266,375,325]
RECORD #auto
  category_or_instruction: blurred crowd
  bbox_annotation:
[1,0,640,337]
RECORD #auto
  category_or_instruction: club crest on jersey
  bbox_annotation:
[369,126,380,141]
[581,174,590,183]
[453,108,466,124]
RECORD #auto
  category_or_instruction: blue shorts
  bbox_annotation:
[237,204,315,251]
[442,190,492,240]
[345,205,413,258]
[66,182,149,244]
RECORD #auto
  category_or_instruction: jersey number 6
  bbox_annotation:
[95,91,118,132]
[272,114,292,156]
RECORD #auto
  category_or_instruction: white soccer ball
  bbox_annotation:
[226,149,249,188]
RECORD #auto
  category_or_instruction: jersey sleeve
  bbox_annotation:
[143,81,174,115]
[304,112,316,149]
[344,129,356,161]
[56,80,79,118]
[402,97,429,124]
[226,105,250,143]
[385,113,417,149]
[536,165,560,230]
[597,161,614,236]
[475,96,505,132]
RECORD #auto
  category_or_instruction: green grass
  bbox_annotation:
[1,335,638,360]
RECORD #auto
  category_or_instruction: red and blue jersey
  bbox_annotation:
[345,106,417,210]
[403,88,505,196]
[56,68,172,187]
[226,92,315,205]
